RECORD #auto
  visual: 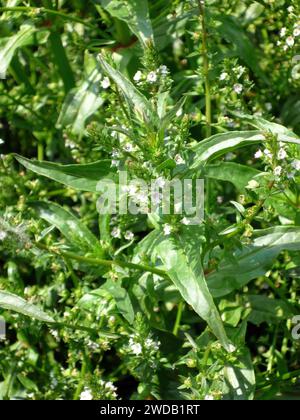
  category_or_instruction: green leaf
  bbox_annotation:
[97,54,155,126]
[155,230,234,352]
[31,201,103,256]
[191,130,300,168]
[246,295,296,326]
[0,290,54,323]
[98,0,153,47]
[15,154,113,193]
[0,23,36,78]
[57,65,104,134]
[204,162,260,192]
[102,279,135,324]
[208,227,300,297]
[237,113,299,140]
[223,348,256,400]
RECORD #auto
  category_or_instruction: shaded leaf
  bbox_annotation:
[31,201,103,256]
[208,227,300,297]
[156,230,234,352]
[57,65,104,134]
[0,23,36,78]
[0,290,54,323]
[15,154,113,193]
[102,279,135,324]
[98,0,153,47]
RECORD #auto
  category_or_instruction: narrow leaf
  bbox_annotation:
[0,290,54,323]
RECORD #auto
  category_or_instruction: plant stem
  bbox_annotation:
[0,6,96,29]
[35,242,169,279]
[173,301,184,336]
[198,0,211,138]
[73,352,88,401]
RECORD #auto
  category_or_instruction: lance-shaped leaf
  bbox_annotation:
[0,290,55,323]
[97,0,153,47]
[156,231,234,352]
[57,66,104,135]
[0,23,36,78]
[15,155,113,193]
[191,130,300,168]
[97,54,155,126]
[204,162,260,192]
[236,113,299,141]
[31,201,103,256]
[208,227,300,297]
[223,348,256,400]
[102,279,135,324]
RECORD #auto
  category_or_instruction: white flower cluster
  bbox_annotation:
[111,226,134,241]
[99,380,118,399]
[80,387,93,400]
[0,230,7,241]
[278,22,300,50]
[128,334,160,356]
[254,144,300,180]
[133,65,169,86]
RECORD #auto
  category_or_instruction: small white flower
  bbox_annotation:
[0,231,7,241]
[287,6,294,13]
[204,395,214,400]
[293,28,300,37]
[181,217,191,225]
[236,66,245,78]
[292,159,300,171]
[125,231,134,241]
[286,36,295,47]
[123,142,134,153]
[159,65,169,76]
[219,72,228,81]
[125,184,138,196]
[136,191,148,205]
[145,338,160,351]
[274,166,282,176]
[147,71,157,83]
[0,139,4,145]
[163,224,172,236]
[80,388,93,400]
[265,102,272,111]
[112,149,119,158]
[217,196,224,204]
[277,148,287,160]
[246,179,260,189]
[133,70,142,82]
[174,154,185,165]
[111,160,119,168]
[233,83,243,94]
[280,27,287,37]
[129,338,143,355]
[111,227,121,239]
[254,149,263,159]
[101,77,111,89]
[264,149,273,159]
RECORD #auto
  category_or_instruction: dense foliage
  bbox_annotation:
[0,0,300,400]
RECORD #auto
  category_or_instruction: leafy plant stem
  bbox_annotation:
[34,242,169,279]
[0,7,96,29]
[73,352,88,400]
[173,301,184,336]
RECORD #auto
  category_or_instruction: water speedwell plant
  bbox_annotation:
[0,0,300,401]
